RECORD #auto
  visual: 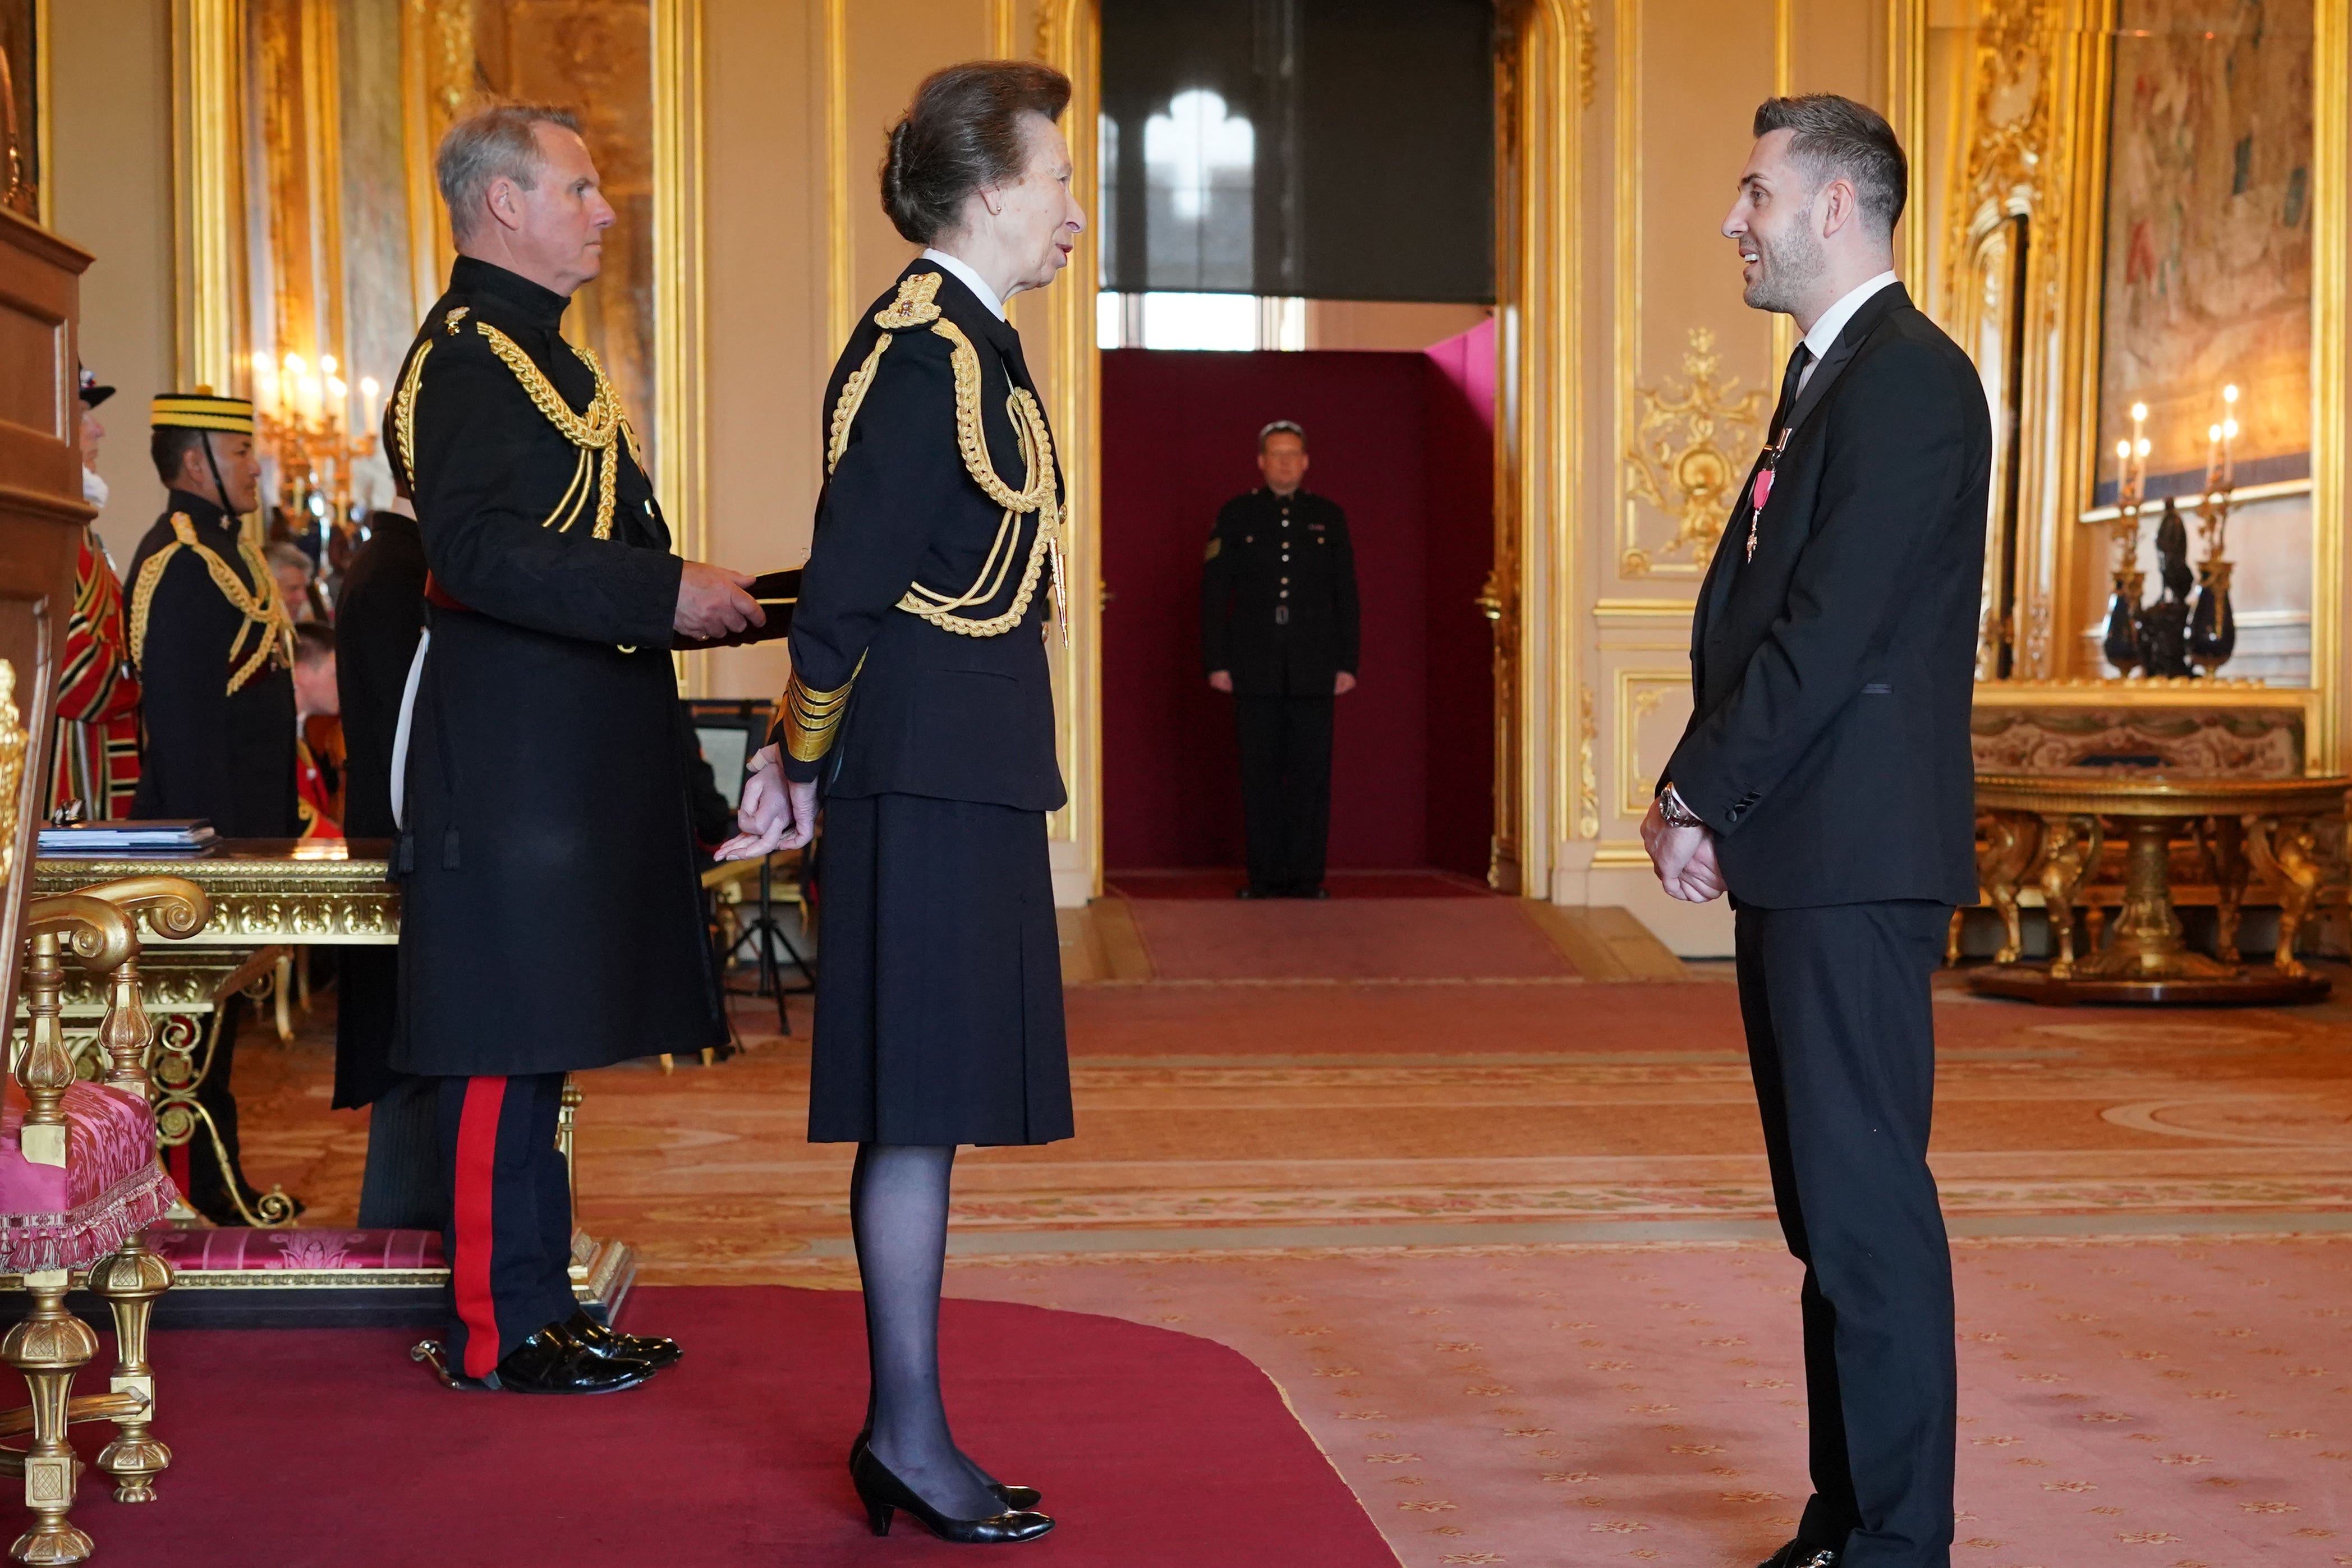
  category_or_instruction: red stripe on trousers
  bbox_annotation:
[453,1075,510,1380]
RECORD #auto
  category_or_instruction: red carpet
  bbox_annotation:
[1108,868,1495,899]
[72,1287,1393,1566]
[1120,896,1575,981]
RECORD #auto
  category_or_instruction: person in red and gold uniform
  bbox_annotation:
[48,366,142,821]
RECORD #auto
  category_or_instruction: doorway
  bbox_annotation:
[1098,322,1496,884]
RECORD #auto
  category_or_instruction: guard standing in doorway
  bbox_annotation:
[1201,420,1359,898]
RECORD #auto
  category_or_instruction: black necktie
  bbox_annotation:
[1770,343,1813,437]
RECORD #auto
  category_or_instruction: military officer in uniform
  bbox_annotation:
[722,59,1078,1543]
[126,390,302,1226]
[1201,421,1360,898]
[394,102,761,1394]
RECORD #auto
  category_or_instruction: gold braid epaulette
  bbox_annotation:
[779,653,866,763]
[471,322,628,540]
[817,272,1064,642]
[127,516,297,696]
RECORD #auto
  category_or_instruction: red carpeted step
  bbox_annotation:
[1123,896,1575,982]
[74,1287,1393,1566]
[1109,868,1495,899]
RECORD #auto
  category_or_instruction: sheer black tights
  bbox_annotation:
[852,1143,1003,1519]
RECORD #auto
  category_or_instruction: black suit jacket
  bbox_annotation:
[1664,284,1990,908]
[783,260,1066,812]
[333,512,425,841]
[1201,488,1359,696]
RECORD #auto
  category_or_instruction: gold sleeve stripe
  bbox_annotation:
[779,653,866,763]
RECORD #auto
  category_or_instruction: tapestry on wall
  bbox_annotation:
[2093,0,2313,504]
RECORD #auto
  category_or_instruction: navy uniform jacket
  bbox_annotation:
[780,261,1065,811]
[387,255,724,1077]
[126,491,298,836]
[1201,488,1359,697]
[1665,284,1990,908]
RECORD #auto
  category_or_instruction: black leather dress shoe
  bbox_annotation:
[410,1322,664,1394]
[1757,1542,1839,1568]
[563,1308,682,1369]
[850,1433,1039,1510]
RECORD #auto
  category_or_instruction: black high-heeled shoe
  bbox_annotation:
[849,1431,1041,1510]
[849,1445,1054,1543]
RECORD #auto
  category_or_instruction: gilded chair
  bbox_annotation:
[0,876,205,1564]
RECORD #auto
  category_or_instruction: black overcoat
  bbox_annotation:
[780,262,1065,811]
[1665,284,1991,908]
[1200,488,1359,696]
[125,491,298,836]
[330,513,425,1108]
[387,256,724,1078]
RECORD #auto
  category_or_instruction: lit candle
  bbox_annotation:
[2207,423,2222,493]
[2221,383,2239,488]
[283,353,310,423]
[319,353,338,378]
[359,375,380,433]
[2115,437,2132,504]
[252,351,278,417]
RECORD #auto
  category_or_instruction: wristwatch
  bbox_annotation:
[1656,784,1705,829]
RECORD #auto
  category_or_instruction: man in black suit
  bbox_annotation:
[1201,421,1360,898]
[332,500,438,1230]
[1642,96,1990,1568]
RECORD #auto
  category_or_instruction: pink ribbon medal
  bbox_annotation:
[1750,465,1776,514]
[1744,430,1792,562]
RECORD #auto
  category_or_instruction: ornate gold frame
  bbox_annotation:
[1947,0,2349,771]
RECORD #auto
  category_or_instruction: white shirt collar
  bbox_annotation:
[1800,270,1900,363]
[920,248,1006,322]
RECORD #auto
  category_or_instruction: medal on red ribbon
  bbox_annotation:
[1744,429,1793,562]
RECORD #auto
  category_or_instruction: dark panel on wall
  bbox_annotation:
[1100,0,1493,302]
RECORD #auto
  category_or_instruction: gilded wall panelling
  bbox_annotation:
[1611,666,1689,824]
[651,0,708,688]
[1031,0,1100,903]
[1620,325,1766,576]
[2317,0,2349,766]
[172,0,249,399]
[1497,0,1591,896]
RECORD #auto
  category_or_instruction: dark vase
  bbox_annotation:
[2189,558,2236,673]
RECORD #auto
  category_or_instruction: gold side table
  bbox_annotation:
[1970,773,2348,1005]
[26,840,632,1313]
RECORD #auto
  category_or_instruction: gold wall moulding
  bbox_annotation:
[1621,328,1767,578]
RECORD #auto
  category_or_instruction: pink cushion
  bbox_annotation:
[146,1228,445,1271]
[0,1082,175,1273]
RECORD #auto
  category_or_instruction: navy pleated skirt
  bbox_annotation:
[807,792,1073,1146]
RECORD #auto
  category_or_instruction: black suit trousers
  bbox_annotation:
[435,1071,576,1379]
[1234,694,1334,893]
[1735,900,1955,1568]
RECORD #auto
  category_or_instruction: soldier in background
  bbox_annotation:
[1201,421,1360,899]
[126,390,302,1226]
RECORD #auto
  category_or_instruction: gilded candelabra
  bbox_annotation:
[252,352,382,577]
[2187,385,2241,673]
[2101,386,2244,679]
[2100,402,2151,674]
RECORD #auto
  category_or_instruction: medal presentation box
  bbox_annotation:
[10,840,636,1328]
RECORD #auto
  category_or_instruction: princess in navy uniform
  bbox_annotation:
[723,61,1083,1545]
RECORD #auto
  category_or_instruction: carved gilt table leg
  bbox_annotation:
[1976,810,2039,964]
[2246,812,2326,978]
[2035,814,2101,980]
[2203,815,2251,961]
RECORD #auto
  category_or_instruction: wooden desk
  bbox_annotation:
[1971,773,2349,1005]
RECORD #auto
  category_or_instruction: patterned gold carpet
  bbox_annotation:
[238,932,2352,1565]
